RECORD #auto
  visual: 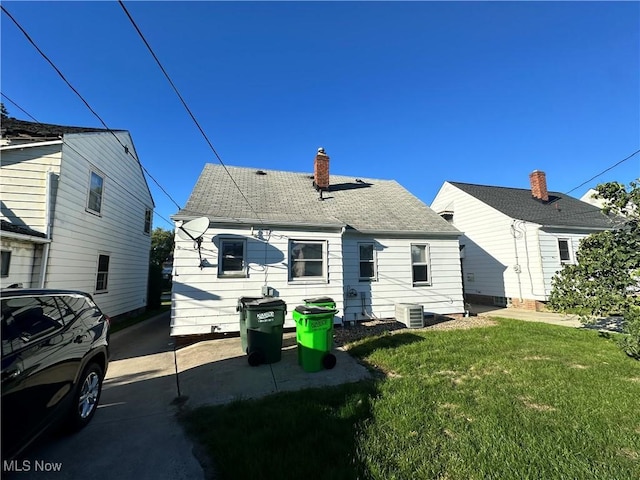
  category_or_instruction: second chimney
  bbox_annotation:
[529,170,549,202]
[314,147,330,190]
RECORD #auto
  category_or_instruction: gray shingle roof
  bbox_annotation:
[1,118,111,140]
[176,164,459,234]
[1,220,47,238]
[450,182,616,229]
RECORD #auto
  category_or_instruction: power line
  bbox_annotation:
[117,0,265,225]
[1,92,174,228]
[1,4,182,213]
[565,149,640,195]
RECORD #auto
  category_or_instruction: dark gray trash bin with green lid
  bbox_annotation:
[239,297,287,366]
[237,296,262,355]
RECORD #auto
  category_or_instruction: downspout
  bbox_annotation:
[38,170,54,288]
[511,220,523,301]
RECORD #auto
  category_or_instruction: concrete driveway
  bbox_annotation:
[9,311,370,479]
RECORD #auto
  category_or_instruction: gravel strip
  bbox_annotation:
[334,316,497,348]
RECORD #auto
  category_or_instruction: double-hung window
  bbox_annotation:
[219,239,246,277]
[290,240,326,281]
[359,243,376,281]
[411,243,431,286]
[144,208,152,234]
[558,239,573,264]
[1,251,11,277]
[87,171,104,215]
[95,254,110,293]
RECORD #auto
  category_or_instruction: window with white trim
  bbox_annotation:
[87,171,104,214]
[1,251,11,278]
[411,243,431,286]
[558,238,572,264]
[144,208,152,234]
[218,239,246,277]
[359,243,376,281]
[290,240,326,280]
[95,254,110,293]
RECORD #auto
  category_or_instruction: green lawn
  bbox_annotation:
[180,318,640,480]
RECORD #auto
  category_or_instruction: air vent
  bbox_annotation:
[395,304,424,328]
[256,170,267,175]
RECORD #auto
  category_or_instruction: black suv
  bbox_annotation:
[1,289,110,459]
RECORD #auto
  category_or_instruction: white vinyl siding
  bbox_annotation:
[341,235,464,322]
[431,182,547,301]
[44,132,153,316]
[171,227,343,335]
[0,143,62,234]
[0,238,40,288]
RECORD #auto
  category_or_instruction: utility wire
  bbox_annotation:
[118,0,265,225]
[1,4,182,212]
[565,149,640,195]
[1,92,174,228]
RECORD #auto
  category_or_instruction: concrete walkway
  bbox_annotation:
[470,304,625,332]
[11,311,370,480]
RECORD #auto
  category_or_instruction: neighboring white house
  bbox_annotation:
[430,171,618,310]
[0,118,154,318]
[170,149,464,336]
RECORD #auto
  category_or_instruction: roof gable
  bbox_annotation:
[177,164,458,235]
[1,118,112,142]
[449,181,615,229]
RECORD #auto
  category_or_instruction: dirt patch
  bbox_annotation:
[336,316,497,347]
[518,396,557,412]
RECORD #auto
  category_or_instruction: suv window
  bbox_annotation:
[1,296,64,356]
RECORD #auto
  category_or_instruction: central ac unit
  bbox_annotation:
[395,303,424,328]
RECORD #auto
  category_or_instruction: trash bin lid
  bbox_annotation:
[294,305,336,315]
[246,297,286,308]
[303,296,335,304]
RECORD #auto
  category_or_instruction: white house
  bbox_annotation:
[170,149,465,336]
[0,118,154,318]
[430,171,618,310]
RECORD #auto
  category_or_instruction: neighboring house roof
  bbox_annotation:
[176,164,459,235]
[1,118,155,208]
[1,117,113,141]
[1,220,47,238]
[449,182,615,229]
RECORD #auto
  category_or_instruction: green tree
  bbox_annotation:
[549,181,640,358]
[1,102,8,119]
[150,227,174,266]
[148,227,174,309]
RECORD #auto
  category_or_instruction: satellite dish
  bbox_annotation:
[177,217,209,241]
[177,217,210,270]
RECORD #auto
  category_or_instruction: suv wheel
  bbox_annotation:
[69,363,103,431]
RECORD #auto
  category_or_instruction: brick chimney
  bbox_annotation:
[314,147,329,190]
[529,170,549,202]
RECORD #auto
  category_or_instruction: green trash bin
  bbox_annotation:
[244,298,287,366]
[292,305,337,372]
[237,296,262,355]
[303,296,336,310]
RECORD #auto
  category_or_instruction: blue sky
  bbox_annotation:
[2,1,638,229]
